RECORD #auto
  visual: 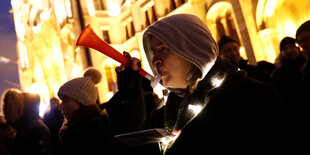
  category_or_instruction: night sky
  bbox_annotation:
[0,0,20,101]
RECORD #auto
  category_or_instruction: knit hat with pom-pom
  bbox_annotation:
[58,67,102,106]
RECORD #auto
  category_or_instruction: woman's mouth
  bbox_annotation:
[158,70,167,76]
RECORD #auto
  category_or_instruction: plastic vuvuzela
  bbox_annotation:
[76,24,161,88]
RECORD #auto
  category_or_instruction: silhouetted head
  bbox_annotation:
[217,35,241,64]
[296,20,310,58]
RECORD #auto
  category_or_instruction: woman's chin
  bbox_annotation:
[162,82,178,89]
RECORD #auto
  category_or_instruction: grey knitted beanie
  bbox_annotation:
[58,67,102,106]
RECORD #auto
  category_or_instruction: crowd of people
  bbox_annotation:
[0,14,309,155]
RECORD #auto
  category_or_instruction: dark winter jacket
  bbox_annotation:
[237,58,272,84]
[162,59,289,154]
[11,93,53,155]
[106,59,291,154]
[12,119,52,155]
[0,116,16,155]
[43,107,64,155]
[60,104,121,155]
[104,68,147,135]
[271,56,306,110]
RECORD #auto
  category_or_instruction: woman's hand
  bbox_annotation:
[114,51,142,90]
[115,51,140,72]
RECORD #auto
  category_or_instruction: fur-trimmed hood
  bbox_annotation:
[1,89,24,124]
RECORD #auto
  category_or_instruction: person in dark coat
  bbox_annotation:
[43,97,64,155]
[1,89,53,155]
[296,20,310,96]
[217,35,272,84]
[57,67,125,155]
[256,60,276,76]
[102,57,163,155]
[296,20,310,84]
[103,64,147,135]
[0,115,16,155]
[103,59,163,135]
[295,20,310,144]
[271,37,306,116]
[111,14,293,154]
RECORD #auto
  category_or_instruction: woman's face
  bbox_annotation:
[59,96,80,121]
[150,37,192,89]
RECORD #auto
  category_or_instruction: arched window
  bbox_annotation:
[104,65,115,92]
[206,2,240,43]
[93,0,106,10]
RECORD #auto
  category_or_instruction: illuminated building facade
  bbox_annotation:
[10,0,310,114]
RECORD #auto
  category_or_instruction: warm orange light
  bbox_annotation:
[264,0,279,17]
[26,83,48,117]
[107,0,122,17]
[87,0,95,16]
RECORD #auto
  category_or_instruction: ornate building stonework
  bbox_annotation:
[11,0,310,115]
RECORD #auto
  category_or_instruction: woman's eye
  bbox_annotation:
[153,47,163,55]
[159,46,170,54]
[152,45,170,57]
[159,46,166,51]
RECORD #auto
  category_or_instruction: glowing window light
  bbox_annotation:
[239,46,247,60]
[283,21,297,37]
[15,21,25,41]
[26,83,49,117]
[124,0,131,6]
[36,0,43,10]
[51,84,61,99]
[258,29,277,62]
[264,0,279,17]
[40,11,50,21]
[39,102,48,117]
[130,50,141,60]
[188,104,202,115]
[54,0,68,23]
[211,76,224,88]
[141,0,155,11]
[107,0,122,17]
[11,0,20,9]
[26,83,43,117]
[87,0,95,17]
[69,65,83,79]
[18,42,29,69]
[32,24,42,34]
[64,54,70,60]
[26,83,41,94]
[108,7,121,17]
[65,0,72,18]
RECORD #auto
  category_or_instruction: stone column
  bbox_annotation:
[230,0,257,65]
